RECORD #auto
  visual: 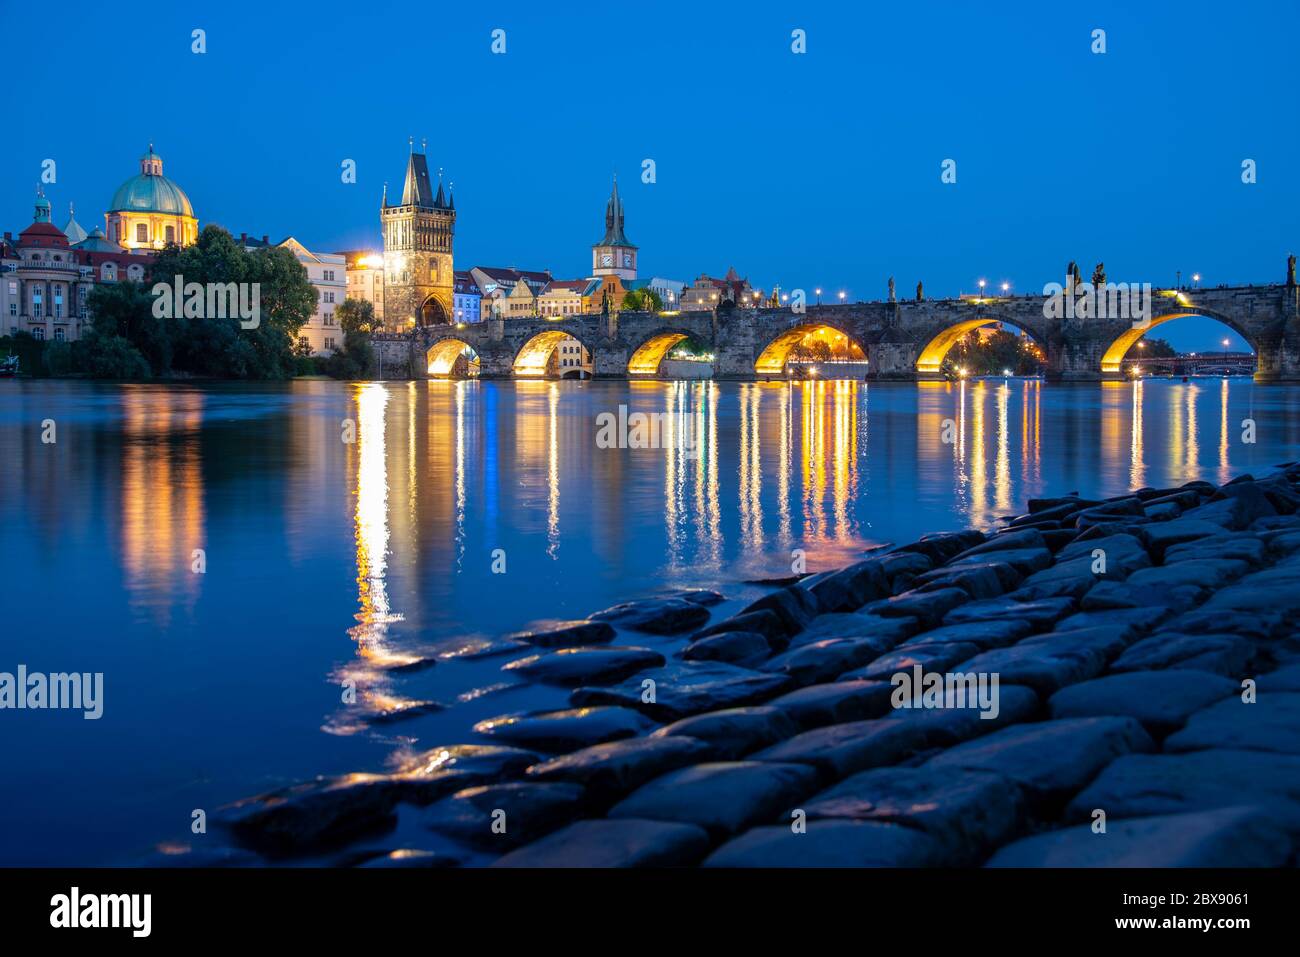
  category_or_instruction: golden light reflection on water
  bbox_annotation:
[120,387,206,623]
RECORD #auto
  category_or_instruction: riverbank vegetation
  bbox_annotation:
[2,226,321,380]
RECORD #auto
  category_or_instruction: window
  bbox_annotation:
[6,282,15,296]
[298,336,310,351]
[325,337,336,350]
[8,304,15,316]
[165,225,175,244]
[32,327,44,341]
[323,313,334,326]
[136,224,148,243]
[54,327,65,341]
[102,264,116,280]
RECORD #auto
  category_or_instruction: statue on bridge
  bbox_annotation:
[1067,261,1077,287]
[888,276,896,302]
[916,281,924,302]
[1092,262,1106,287]
[1288,253,1296,286]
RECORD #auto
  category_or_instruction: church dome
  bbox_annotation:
[108,146,195,217]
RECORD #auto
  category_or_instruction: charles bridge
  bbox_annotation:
[370,279,1300,382]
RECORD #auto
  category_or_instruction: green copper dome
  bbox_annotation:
[108,147,194,217]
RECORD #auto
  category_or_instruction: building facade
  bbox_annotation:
[680,267,754,311]
[3,190,152,342]
[278,238,346,355]
[343,251,385,327]
[452,270,481,323]
[381,142,455,329]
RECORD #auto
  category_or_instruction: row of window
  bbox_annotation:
[23,327,66,341]
[131,223,176,244]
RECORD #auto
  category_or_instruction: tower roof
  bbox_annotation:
[394,140,450,210]
[594,177,635,249]
[63,203,88,244]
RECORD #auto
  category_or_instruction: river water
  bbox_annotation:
[2,376,1298,864]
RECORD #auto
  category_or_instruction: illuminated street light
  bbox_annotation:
[978,279,986,299]
[1193,273,1201,288]
[838,291,846,303]
[815,287,822,305]
[1001,282,1009,295]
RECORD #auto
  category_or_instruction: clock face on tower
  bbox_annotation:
[600,254,613,267]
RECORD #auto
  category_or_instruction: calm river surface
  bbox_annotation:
[3,376,1299,864]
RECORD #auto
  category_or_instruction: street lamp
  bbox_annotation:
[815,287,822,305]
[978,279,986,299]
[838,291,846,303]
[1000,282,1009,296]
[1193,273,1201,289]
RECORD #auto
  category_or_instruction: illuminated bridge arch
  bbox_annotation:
[754,322,868,376]
[1099,308,1257,375]
[425,337,479,377]
[915,316,1045,375]
[627,329,703,376]
[513,328,593,378]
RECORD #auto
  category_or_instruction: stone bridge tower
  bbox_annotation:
[381,139,455,329]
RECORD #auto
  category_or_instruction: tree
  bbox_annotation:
[86,281,172,374]
[336,297,379,335]
[71,331,151,379]
[150,225,317,379]
[1138,336,1177,357]
[323,331,376,380]
[621,288,663,312]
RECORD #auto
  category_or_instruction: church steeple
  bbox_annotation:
[597,176,631,247]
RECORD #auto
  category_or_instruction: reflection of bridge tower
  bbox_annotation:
[381,139,455,330]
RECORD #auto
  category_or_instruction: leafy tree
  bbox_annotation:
[1136,336,1177,357]
[323,331,376,379]
[336,298,379,335]
[942,328,1047,376]
[71,331,151,379]
[86,281,172,374]
[622,288,664,312]
[150,225,317,379]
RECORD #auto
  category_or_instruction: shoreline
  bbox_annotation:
[146,463,1300,868]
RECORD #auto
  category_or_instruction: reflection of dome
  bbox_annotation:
[108,146,194,217]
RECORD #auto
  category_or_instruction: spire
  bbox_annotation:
[63,202,88,244]
[381,181,388,208]
[433,167,446,208]
[447,181,455,210]
[595,176,633,248]
[401,146,434,207]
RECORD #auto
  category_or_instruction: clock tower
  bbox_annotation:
[591,177,637,281]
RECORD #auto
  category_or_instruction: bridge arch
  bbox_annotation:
[754,321,868,376]
[512,327,594,378]
[418,296,450,327]
[425,337,480,377]
[914,314,1047,375]
[627,329,705,375]
[1099,307,1258,375]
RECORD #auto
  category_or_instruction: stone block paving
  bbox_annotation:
[210,465,1300,868]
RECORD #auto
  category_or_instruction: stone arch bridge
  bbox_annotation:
[370,282,1300,382]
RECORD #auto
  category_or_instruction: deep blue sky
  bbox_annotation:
[4,0,1294,351]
